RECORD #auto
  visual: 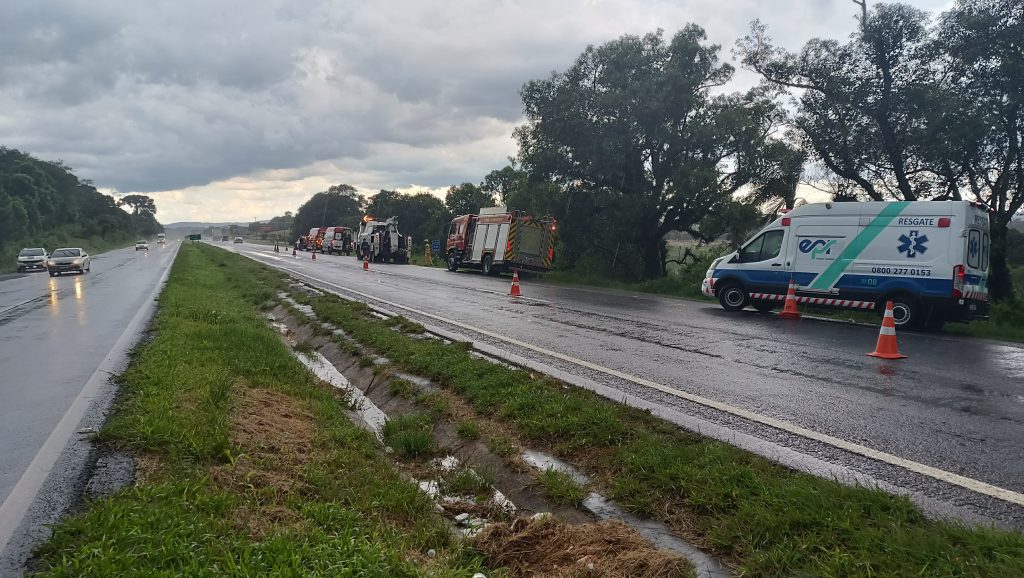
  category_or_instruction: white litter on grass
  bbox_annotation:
[492,488,517,514]
[435,455,461,472]
[292,349,388,440]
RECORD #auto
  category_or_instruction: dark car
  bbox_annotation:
[47,248,91,276]
[16,248,48,272]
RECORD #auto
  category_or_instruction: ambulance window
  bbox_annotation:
[760,230,784,260]
[739,235,765,262]
[981,232,990,271]
[967,229,981,269]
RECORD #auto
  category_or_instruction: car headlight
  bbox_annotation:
[73,259,82,265]
[47,260,55,266]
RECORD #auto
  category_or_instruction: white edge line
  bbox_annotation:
[233,250,1024,508]
[0,242,180,553]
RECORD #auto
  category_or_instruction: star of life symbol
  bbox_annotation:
[897,230,928,258]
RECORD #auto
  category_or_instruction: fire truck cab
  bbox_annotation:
[446,206,556,275]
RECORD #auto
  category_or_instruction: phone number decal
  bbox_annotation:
[870,267,932,276]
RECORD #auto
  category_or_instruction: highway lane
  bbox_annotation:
[0,242,177,569]
[229,242,1024,524]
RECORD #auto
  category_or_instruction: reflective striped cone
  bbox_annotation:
[363,256,369,271]
[510,271,522,297]
[778,278,801,319]
[867,301,907,359]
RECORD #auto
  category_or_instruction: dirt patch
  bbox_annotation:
[132,451,164,485]
[475,517,693,578]
[209,386,317,539]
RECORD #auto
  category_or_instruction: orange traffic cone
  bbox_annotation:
[867,301,907,359]
[362,256,369,271]
[778,278,801,319]
[510,271,522,297]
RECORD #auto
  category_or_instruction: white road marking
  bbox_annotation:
[0,244,180,554]
[239,251,1024,508]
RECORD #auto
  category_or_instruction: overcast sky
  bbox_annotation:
[1,0,952,223]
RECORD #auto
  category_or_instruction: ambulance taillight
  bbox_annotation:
[952,264,965,298]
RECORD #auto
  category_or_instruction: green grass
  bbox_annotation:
[388,378,418,398]
[381,412,436,458]
[538,468,589,507]
[486,435,517,457]
[32,244,488,576]
[439,466,496,499]
[272,261,1024,577]
[455,420,481,440]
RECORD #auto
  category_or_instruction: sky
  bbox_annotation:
[0,0,953,223]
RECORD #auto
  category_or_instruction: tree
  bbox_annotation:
[118,194,157,215]
[291,184,364,240]
[738,5,940,201]
[517,27,784,278]
[366,189,448,244]
[444,183,495,217]
[930,0,1024,299]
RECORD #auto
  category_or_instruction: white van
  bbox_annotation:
[702,201,991,329]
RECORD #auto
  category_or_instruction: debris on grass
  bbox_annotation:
[475,517,694,578]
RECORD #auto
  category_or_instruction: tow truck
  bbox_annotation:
[354,216,412,263]
[445,206,556,275]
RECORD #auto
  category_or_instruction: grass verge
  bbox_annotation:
[32,244,488,576]
[274,258,1024,577]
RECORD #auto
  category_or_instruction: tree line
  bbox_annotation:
[0,147,161,260]
[287,183,498,249]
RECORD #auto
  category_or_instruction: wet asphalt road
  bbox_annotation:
[230,242,1024,524]
[0,244,176,515]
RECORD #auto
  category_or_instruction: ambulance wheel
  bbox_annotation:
[717,283,748,312]
[481,255,494,276]
[883,295,921,330]
[752,300,776,314]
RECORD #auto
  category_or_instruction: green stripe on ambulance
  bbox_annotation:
[807,202,911,291]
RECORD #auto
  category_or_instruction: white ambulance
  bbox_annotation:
[702,200,991,330]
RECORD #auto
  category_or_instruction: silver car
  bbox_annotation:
[16,248,48,272]
[47,248,91,276]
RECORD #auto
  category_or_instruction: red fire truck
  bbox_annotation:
[445,207,556,275]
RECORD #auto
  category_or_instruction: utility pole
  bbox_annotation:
[321,195,329,227]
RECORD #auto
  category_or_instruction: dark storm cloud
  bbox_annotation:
[0,0,952,220]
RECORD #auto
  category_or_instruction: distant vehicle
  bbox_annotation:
[47,248,90,276]
[221,235,229,242]
[446,207,557,275]
[135,240,149,251]
[157,233,166,245]
[233,237,244,244]
[304,227,327,252]
[16,248,48,272]
[703,200,991,330]
[355,216,411,263]
[324,226,353,255]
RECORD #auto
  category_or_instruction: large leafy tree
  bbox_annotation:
[366,189,448,244]
[739,4,940,201]
[291,184,364,240]
[444,183,495,217]
[118,194,157,215]
[930,0,1024,299]
[516,26,784,278]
